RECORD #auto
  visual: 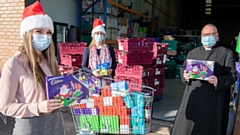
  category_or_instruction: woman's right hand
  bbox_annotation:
[183,70,190,81]
[37,99,63,114]
[92,70,101,77]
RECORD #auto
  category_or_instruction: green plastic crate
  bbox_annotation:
[175,64,182,78]
[178,43,194,51]
[81,24,92,31]
[168,45,178,50]
[166,60,176,65]
[81,35,92,45]
[161,40,178,46]
[177,54,187,61]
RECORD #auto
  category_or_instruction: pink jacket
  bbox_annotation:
[0,51,52,118]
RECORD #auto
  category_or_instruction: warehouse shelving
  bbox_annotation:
[78,0,158,45]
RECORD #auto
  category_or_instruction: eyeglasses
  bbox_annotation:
[201,32,217,37]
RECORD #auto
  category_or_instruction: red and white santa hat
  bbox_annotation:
[20,1,54,38]
[91,19,106,37]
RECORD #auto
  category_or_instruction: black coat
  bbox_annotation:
[171,45,237,135]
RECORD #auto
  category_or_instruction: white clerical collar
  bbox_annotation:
[204,47,212,50]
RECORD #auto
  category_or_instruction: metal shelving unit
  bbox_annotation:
[78,0,158,45]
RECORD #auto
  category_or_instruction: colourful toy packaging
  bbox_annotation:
[46,75,89,106]
[186,59,214,80]
[88,77,101,96]
[97,62,110,76]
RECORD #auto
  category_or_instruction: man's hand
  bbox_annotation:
[208,75,218,85]
[183,70,190,81]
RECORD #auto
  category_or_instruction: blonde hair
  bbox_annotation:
[19,30,60,93]
[89,33,107,49]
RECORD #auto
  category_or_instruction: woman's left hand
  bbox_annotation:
[108,69,113,75]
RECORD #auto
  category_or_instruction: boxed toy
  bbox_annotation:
[46,75,89,106]
[88,77,101,96]
[186,59,214,80]
[97,62,110,76]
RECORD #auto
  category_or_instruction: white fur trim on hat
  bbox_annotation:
[20,14,54,38]
[91,25,106,37]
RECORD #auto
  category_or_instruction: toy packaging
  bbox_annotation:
[186,59,215,80]
[46,75,89,106]
[97,62,110,76]
[88,77,101,96]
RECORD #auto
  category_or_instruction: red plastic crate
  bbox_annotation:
[59,42,87,55]
[154,66,166,76]
[118,38,154,52]
[154,85,164,96]
[153,42,168,58]
[60,54,82,67]
[143,76,165,87]
[58,65,79,75]
[114,76,143,92]
[114,49,119,62]
[152,54,167,65]
[118,51,153,66]
[115,64,149,78]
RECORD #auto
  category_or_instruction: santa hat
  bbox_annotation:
[20,1,54,38]
[91,19,106,37]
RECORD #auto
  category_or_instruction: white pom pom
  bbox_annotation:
[102,24,105,27]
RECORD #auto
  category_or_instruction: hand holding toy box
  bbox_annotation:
[186,59,214,80]
[97,62,110,76]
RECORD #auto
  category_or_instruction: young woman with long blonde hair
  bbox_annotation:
[0,1,65,135]
[81,19,117,77]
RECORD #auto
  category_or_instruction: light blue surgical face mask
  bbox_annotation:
[32,34,51,51]
[201,35,216,47]
[94,34,104,43]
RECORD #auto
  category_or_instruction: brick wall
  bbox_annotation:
[0,0,25,70]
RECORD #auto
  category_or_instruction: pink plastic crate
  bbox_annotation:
[153,42,168,58]
[118,51,153,66]
[59,42,87,55]
[114,76,143,92]
[118,38,154,52]
[115,64,149,78]
[60,54,82,67]
[152,54,167,65]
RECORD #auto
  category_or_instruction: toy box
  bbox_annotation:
[46,75,89,106]
[186,59,214,80]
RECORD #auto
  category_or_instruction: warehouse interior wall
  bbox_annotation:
[41,0,77,27]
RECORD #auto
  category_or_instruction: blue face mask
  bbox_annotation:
[32,34,51,51]
[94,34,104,43]
[201,36,216,47]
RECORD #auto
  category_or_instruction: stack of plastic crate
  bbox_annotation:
[151,42,168,100]
[161,40,178,79]
[175,43,194,78]
[115,38,167,99]
[58,42,87,67]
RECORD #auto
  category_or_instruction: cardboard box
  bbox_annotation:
[167,50,177,55]
[119,18,127,26]
[186,59,214,80]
